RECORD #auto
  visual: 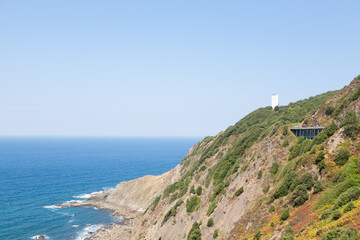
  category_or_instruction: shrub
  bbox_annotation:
[270,163,279,175]
[257,170,263,179]
[150,195,161,211]
[325,106,335,115]
[283,126,289,136]
[331,209,341,220]
[334,149,351,166]
[280,207,290,221]
[269,205,275,213]
[291,184,309,207]
[320,209,333,220]
[300,172,314,190]
[343,201,355,213]
[196,186,203,196]
[162,200,183,225]
[207,218,214,227]
[200,165,207,171]
[283,140,289,148]
[186,196,200,213]
[321,227,360,240]
[263,185,270,194]
[273,172,299,199]
[333,187,360,209]
[253,230,262,240]
[207,202,217,216]
[235,187,244,197]
[313,181,325,194]
[187,222,201,240]
[315,151,325,165]
[190,185,196,194]
[213,229,219,239]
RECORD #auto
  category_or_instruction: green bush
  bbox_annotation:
[213,229,219,239]
[280,207,290,221]
[313,181,325,194]
[273,172,299,199]
[300,172,314,190]
[343,201,355,213]
[334,149,351,166]
[196,186,203,196]
[320,208,333,220]
[207,202,217,216]
[150,195,161,211]
[321,227,360,240]
[331,209,341,220]
[283,140,289,148]
[291,184,309,207]
[257,170,263,179]
[188,222,201,240]
[283,126,289,136]
[207,217,214,227]
[186,196,200,213]
[315,151,325,165]
[325,106,335,116]
[200,165,207,171]
[253,230,262,240]
[263,185,270,194]
[235,187,244,197]
[333,187,360,209]
[270,163,279,175]
[190,185,196,194]
[162,200,183,225]
[269,205,275,213]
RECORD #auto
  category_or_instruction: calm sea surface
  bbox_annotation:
[0,137,200,240]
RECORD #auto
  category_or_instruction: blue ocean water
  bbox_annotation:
[0,137,200,240]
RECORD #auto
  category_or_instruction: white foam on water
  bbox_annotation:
[72,225,79,228]
[43,205,61,209]
[75,224,102,240]
[73,190,103,199]
[30,235,49,239]
[63,199,83,205]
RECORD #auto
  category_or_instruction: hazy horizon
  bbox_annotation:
[1,1,359,137]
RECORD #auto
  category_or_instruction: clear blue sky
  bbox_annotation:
[1,1,359,137]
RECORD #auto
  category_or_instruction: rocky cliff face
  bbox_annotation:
[87,75,360,240]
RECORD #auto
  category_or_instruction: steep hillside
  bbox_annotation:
[86,75,360,240]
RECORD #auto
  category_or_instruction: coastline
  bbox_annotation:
[61,192,142,240]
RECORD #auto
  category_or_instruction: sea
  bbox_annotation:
[0,137,200,240]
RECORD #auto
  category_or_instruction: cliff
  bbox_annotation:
[84,75,360,240]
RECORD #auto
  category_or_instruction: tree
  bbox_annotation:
[291,184,309,207]
[334,149,350,166]
[280,207,290,221]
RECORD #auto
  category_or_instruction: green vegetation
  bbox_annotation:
[196,186,202,196]
[291,184,309,207]
[343,201,355,213]
[320,208,333,220]
[186,196,200,213]
[313,181,325,194]
[162,200,183,225]
[235,187,244,197]
[283,140,289,148]
[263,184,270,194]
[325,106,335,116]
[269,205,275,213]
[315,151,325,165]
[257,170,263,179]
[150,195,161,211]
[270,162,279,175]
[207,218,214,227]
[190,185,196,194]
[332,187,360,209]
[334,149,351,166]
[321,227,360,240]
[331,209,341,220]
[341,111,360,139]
[207,202,217,216]
[213,229,219,239]
[273,171,299,199]
[300,172,314,190]
[280,207,290,221]
[253,230,262,240]
[188,222,201,240]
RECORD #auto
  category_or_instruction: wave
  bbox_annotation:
[73,190,103,199]
[43,205,61,209]
[74,224,102,240]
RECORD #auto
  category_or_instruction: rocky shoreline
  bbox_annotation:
[60,191,143,240]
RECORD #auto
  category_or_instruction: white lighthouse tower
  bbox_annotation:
[272,94,279,110]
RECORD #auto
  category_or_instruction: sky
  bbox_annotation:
[1,1,360,137]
